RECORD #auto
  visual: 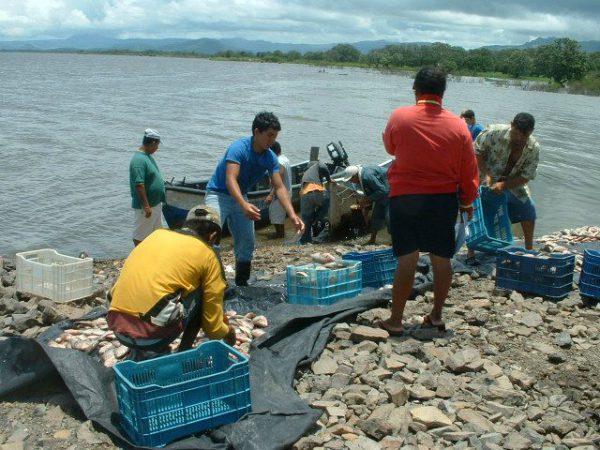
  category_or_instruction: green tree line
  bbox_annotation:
[216,38,600,95]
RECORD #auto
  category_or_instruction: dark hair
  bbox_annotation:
[413,66,447,97]
[183,218,222,243]
[512,112,535,134]
[252,111,281,134]
[461,109,475,119]
[271,141,282,155]
[142,137,160,146]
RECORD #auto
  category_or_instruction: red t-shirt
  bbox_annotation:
[382,95,479,206]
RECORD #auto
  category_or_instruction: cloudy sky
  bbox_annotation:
[1,0,599,49]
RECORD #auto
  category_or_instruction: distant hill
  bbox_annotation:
[1,34,599,54]
[483,36,600,52]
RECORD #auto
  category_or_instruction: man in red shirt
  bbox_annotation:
[380,66,479,335]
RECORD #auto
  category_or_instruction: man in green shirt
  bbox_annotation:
[130,128,166,246]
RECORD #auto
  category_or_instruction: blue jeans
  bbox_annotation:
[205,190,255,262]
[300,190,329,243]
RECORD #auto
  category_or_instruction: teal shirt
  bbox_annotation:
[129,151,166,209]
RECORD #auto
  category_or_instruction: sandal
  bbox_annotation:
[421,315,446,332]
[375,319,404,336]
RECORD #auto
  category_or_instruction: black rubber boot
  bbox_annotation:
[235,261,251,286]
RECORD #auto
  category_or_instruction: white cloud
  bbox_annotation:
[0,0,598,46]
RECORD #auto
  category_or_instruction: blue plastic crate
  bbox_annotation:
[581,249,600,276]
[113,341,251,448]
[579,250,600,299]
[343,248,397,288]
[466,187,513,253]
[286,260,362,305]
[496,247,575,299]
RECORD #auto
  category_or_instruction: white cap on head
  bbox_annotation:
[185,205,221,228]
[143,128,161,141]
[342,165,361,182]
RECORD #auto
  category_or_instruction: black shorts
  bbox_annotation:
[389,193,458,258]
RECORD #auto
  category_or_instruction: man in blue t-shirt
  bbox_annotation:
[460,109,485,141]
[206,112,304,286]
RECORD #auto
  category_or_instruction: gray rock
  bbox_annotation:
[509,291,525,302]
[410,406,453,429]
[385,381,408,406]
[548,352,567,364]
[11,309,42,332]
[457,408,495,433]
[345,436,381,450]
[407,384,436,400]
[330,373,352,389]
[531,342,556,355]
[503,432,532,450]
[350,325,389,343]
[554,331,573,348]
[313,355,338,375]
[1,271,16,287]
[520,311,544,328]
[357,418,395,440]
[393,339,423,356]
[445,347,483,373]
[540,417,578,436]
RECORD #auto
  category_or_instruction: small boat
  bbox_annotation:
[162,141,354,231]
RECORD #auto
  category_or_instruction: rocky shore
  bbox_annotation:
[0,227,599,450]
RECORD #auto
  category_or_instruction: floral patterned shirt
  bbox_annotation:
[474,124,540,201]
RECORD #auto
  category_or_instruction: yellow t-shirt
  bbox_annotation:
[110,229,228,339]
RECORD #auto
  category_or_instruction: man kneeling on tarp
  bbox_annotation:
[107,205,236,357]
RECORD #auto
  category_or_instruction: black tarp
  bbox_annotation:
[0,286,391,450]
[2,243,591,449]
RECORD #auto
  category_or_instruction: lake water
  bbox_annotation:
[1,52,599,259]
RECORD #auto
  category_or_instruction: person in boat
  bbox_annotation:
[299,160,336,244]
[129,128,166,247]
[205,112,304,286]
[107,205,237,357]
[474,112,540,251]
[380,66,479,336]
[342,164,390,244]
[265,141,292,238]
[460,109,485,142]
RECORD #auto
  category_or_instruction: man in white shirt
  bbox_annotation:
[265,141,292,238]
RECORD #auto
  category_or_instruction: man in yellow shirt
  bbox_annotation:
[108,205,236,355]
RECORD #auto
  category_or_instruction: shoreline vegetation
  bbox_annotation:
[4,37,599,96]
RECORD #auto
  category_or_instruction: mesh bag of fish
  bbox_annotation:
[113,340,252,448]
[496,247,575,300]
[286,259,362,305]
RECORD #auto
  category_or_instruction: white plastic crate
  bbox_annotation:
[16,249,93,302]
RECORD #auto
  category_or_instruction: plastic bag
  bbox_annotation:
[454,212,469,255]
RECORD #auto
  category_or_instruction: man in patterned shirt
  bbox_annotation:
[474,112,540,250]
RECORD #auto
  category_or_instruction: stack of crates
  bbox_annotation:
[286,260,362,305]
[113,341,251,448]
[15,249,93,302]
[342,248,397,288]
[496,247,575,299]
[466,187,513,253]
[579,249,600,300]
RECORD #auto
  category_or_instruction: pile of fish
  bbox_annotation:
[537,225,600,249]
[48,310,268,367]
[536,225,600,272]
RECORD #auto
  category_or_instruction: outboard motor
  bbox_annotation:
[326,141,350,168]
